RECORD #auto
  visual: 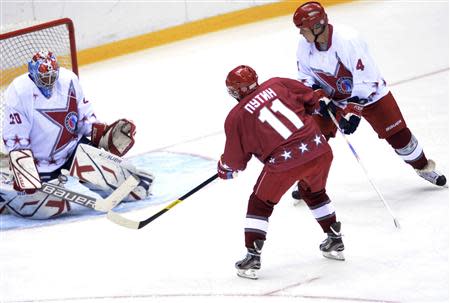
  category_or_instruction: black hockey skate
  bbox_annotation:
[415,159,447,187]
[292,189,304,206]
[320,221,345,261]
[235,240,263,280]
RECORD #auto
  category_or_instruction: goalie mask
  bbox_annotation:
[293,2,328,37]
[28,51,60,98]
[225,65,259,100]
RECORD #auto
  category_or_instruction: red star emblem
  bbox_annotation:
[312,56,353,101]
[38,81,79,156]
[13,135,21,145]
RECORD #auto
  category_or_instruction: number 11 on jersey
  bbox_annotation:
[258,99,304,139]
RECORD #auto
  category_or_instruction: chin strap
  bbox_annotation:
[313,24,327,43]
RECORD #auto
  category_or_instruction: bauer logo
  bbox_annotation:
[99,152,122,164]
[385,119,402,132]
[41,184,96,208]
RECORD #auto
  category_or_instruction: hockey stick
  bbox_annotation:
[328,109,401,229]
[107,173,219,229]
[38,174,139,212]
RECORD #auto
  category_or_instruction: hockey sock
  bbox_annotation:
[303,189,336,233]
[244,193,275,248]
[386,128,428,169]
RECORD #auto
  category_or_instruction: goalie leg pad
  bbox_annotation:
[81,169,154,201]
[3,179,70,219]
[70,144,154,202]
[125,170,154,201]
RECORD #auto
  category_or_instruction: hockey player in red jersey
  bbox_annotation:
[218,65,344,280]
[291,1,446,203]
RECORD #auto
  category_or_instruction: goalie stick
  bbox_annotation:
[328,109,401,229]
[39,174,140,212]
[107,173,218,229]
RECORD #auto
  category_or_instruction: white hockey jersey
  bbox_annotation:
[296,24,389,105]
[3,67,98,173]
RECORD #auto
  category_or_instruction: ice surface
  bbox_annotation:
[1,1,448,302]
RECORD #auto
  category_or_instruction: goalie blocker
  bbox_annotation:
[2,149,71,218]
[0,146,153,219]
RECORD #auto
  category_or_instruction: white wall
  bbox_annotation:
[1,1,277,51]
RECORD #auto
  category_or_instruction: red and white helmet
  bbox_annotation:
[225,65,259,100]
[293,1,328,30]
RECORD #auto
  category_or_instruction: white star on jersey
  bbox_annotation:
[313,134,323,146]
[269,157,276,164]
[299,143,309,154]
[281,150,292,160]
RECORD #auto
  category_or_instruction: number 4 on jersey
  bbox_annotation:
[356,59,365,71]
[258,99,304,139]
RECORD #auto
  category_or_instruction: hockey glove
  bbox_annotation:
[317,94,339,119]
[345,96,367,116]
[338,96,368,135]
[338,113,361,135]
[305,88,326,115]
[92,119,136,157]
[217,157,238,180]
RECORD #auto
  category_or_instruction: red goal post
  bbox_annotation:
[0,18,79,155]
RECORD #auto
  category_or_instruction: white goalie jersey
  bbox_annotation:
[296,24,389,105]
[2,67,99,173]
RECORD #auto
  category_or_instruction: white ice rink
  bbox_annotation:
[1,1,449,302]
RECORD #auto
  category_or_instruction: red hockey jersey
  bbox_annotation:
[222,77,331,172]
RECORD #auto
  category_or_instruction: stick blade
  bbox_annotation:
[94,175,140,212]
[106,211,140,229]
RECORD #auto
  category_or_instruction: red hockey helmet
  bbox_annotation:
[225,65,259,100]
[293,1,328,31]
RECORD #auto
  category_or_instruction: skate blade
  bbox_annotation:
[322,250,345,261]
[236,268,258,280]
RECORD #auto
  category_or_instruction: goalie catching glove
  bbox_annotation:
[91,119,136,157]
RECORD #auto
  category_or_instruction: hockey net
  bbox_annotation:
[0,18,79,155]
